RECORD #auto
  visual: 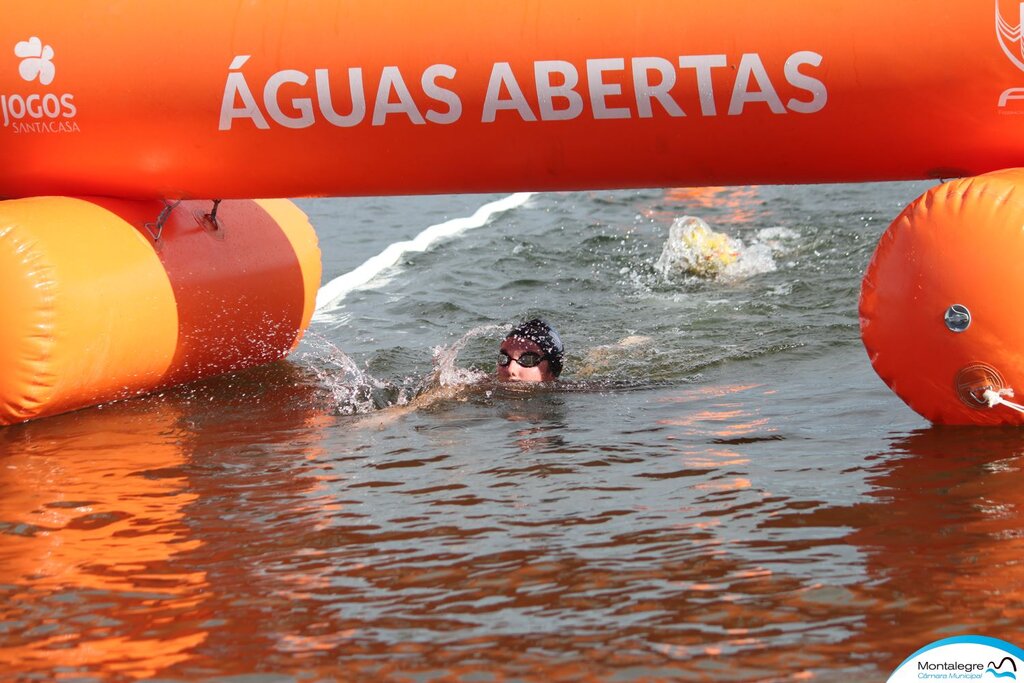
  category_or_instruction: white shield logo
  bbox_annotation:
[997,1,1024,71]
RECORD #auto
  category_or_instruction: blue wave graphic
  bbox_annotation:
[893,636,1024,674]
[986,669,1016,680]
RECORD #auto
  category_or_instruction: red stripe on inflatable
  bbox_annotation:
[89,198,306,385]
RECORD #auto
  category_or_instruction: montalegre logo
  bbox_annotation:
[888,635,1023,682]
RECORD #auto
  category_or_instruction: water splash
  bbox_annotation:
[298,332,406,415]
[431,324,506,387]
[300,325,507,415]
[654,216,798,282]
[755,225,801,245]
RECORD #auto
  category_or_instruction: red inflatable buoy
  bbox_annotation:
[860,168,1024,425]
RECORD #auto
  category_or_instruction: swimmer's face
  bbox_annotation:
[497,337,555,383]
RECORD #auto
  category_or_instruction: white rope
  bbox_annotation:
[313,192,534,318]
[981,387,1024,414]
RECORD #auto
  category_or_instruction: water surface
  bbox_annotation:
[3,183,1023,681]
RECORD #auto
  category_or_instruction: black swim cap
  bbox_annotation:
[506,318,564,377]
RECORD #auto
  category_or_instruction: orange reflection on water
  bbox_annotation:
[681,447,749,469]
[10,363,1024,679]
[5,632,207,681]
[757,428,1024,675]
[657,383,764,404]
[0,400,208,679]
[862,431,1024,645]
[695,476,752,492]
[659,408,747,427]
[657,384,775,440]
[644,186,762,225]
[0,363,339,681]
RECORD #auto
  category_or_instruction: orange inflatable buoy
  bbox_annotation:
[860,169,1024,425]
[0,197,320,425]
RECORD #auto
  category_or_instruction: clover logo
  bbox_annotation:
[15,36,55,85]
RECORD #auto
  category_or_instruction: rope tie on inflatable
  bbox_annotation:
[207,199,223,229]
[981,388,1024,415]
[143,200,182,242]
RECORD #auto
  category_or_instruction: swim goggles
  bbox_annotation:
[498,350,548,368]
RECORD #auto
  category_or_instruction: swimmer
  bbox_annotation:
[655,215,786,282]
[655,215,740,279]
[352,318,564,428]
[497,318,564,383]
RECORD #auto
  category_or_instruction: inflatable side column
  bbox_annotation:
[0,198,321,425]
[860,168,1024,426]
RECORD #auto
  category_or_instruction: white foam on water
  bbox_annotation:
[655,216,801,283]
[297,332,397,415]
[431,324,506,388]
[298,323,507,416]
[756,226,801,242]
[313,192,534,321]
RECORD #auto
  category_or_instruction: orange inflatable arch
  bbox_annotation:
[3,1,1024,424]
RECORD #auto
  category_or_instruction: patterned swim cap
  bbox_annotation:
[505,318,564,377]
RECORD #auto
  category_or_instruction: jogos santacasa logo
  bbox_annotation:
[1,36,80,133]
[888,635,1024,682]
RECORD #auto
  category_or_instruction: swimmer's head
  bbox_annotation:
[497,318,564,383]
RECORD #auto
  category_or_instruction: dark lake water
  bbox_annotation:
[4,183,1023,681]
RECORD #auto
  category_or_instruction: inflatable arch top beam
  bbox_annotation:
[2,1,1024,200]
[5,1,1024,428]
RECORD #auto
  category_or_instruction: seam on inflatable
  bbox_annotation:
[0,224,59,422]
[254,198,322,351]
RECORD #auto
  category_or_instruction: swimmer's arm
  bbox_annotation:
[349,383,466,430]
[577,335,653,378]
